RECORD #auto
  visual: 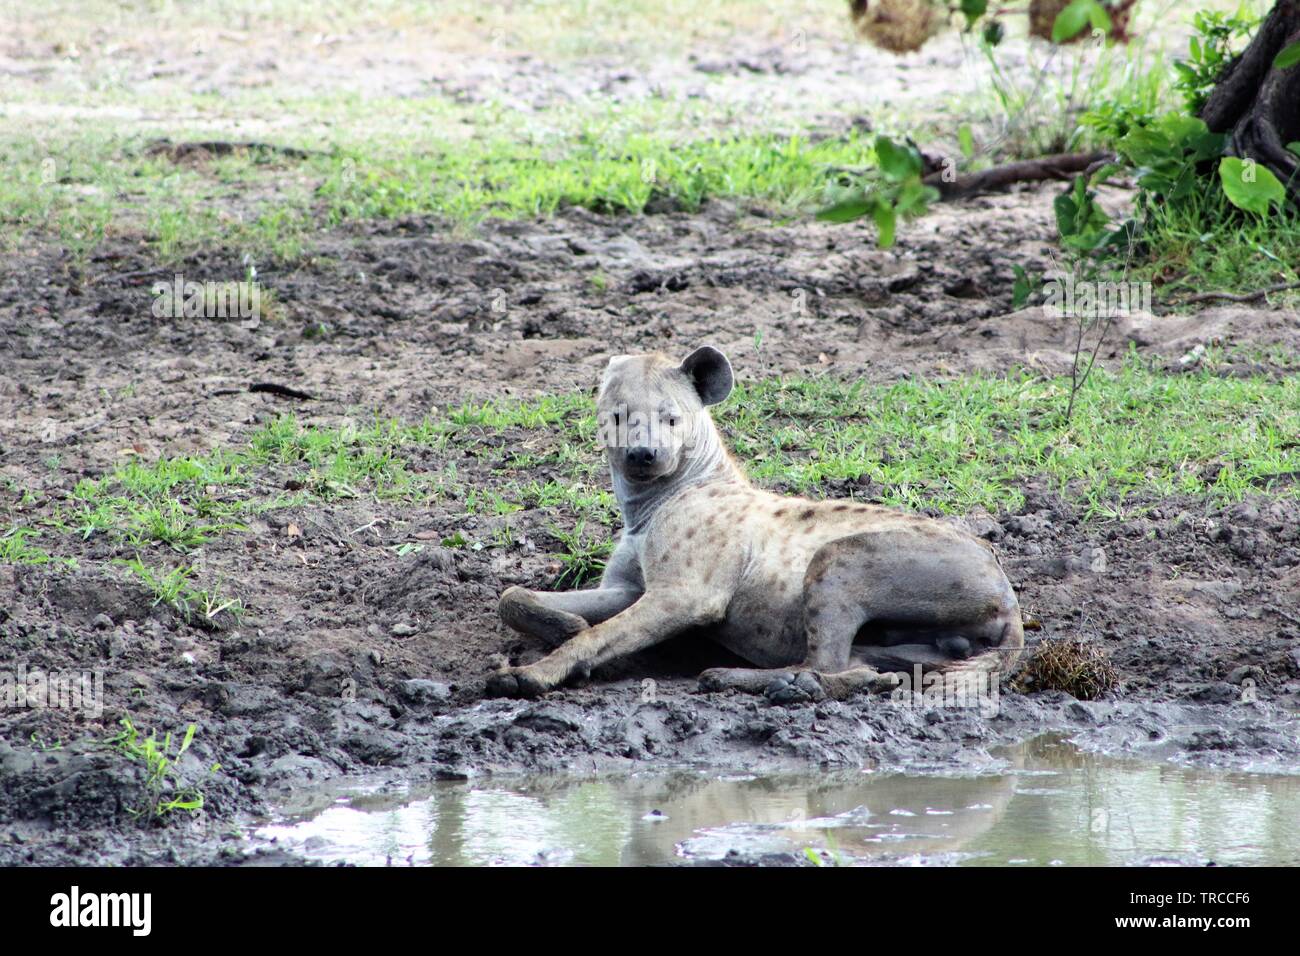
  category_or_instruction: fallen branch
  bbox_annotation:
[249,382,316,401]
[145,139,321,161]
[1167,279,1300,306]
[924,150,1114,200]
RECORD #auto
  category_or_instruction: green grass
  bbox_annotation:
[0,526,77,567]
[958,12,1175,162]
[550,519,616,588]
[114,558,245,627]
[1118,179,1300,299]
[9,361,1298,585]
[318,130,878,224]
[106,717,214,820]
[0,124,882,262]
[722,359,1298,517]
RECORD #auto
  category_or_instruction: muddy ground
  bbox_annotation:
[2,179,1299,865]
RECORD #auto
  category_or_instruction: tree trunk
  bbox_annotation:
[1199,0,1300,202]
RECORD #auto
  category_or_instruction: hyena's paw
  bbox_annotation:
[697,667,755,694]
[484,667,548,700]
[498,586,588,647]
[698,667,823,703]
[763,671,826,705]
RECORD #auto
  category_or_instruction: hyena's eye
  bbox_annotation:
[667,416,678,427]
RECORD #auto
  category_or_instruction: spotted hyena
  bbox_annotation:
[489,346,1023,702]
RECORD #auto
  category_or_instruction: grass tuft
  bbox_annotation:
[1013,638,1120,699]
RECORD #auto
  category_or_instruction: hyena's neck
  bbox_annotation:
[614,414,748,534]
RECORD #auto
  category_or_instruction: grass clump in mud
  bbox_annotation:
[115,558,244,629]
[1013,638,1120,700]
[107,718,215,822]
[59,460,251,552]
[0,526,76,567]
[550,519,616,588]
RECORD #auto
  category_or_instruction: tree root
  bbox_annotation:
[923,150,1114,200]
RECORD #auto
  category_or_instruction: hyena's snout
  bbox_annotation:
[625,445,659,468]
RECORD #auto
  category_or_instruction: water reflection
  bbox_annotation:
[257,735,1300,866]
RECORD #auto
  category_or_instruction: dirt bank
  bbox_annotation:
[2,190,1298,865]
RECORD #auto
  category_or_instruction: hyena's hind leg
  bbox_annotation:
[697,531,900,702]
[698,528,1023,704]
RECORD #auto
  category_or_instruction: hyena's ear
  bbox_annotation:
[680,346,733,406]
[599,355,633,391]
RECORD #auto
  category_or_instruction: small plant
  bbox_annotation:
[816,135,940,248]
[550,519,614,589]
[0,526,75,567]
[1174,9,1263,113]
[115,557,244,626]
[107,718,217,821]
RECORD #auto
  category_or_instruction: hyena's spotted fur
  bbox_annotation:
[489,346,1023,703]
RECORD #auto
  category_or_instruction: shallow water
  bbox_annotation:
[256,736,1300,866]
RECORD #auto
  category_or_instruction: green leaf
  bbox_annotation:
[958,125,976,159]
[1154,113,1208,146]
[874,135,921,181]
[1086,1,1112,34]
[871,202,897,249]
[1053,175,1112,250]
[959,0,988,27]
[1187,130,1227,162]
[1117,127,1172,167]
[1218,157,1286,215]
[815,194,872,223]
[1052,0,1096,43]
[1088,162,1121,186]
[1288,142,1300,159]
[1011,265,1033,309]
[1274,39,1300,69]
[893,180,935,217]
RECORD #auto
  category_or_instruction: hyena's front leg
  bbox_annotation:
[498,585,641,648]
[487,589,727,699]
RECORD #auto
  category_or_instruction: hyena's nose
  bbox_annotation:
[626,446,658,467]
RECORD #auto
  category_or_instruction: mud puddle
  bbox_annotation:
[253,734,1300,866]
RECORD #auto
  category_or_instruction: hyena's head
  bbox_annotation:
[596,346,733,483]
